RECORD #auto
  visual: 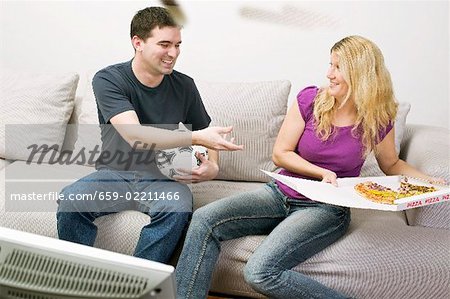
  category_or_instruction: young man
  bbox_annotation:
[56,7,242,263]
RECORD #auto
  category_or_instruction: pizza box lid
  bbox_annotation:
[261,170,450,211]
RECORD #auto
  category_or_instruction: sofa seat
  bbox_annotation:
[0,161,263,255]
[209,208,450,298]
[0,161,93,239]
[2,160,448,299]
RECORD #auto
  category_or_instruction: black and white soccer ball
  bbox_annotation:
[156,145,208,179]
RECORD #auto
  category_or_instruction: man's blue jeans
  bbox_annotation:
[176,181,351,299]
[56,168,192,263]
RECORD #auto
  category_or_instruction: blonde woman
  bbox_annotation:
[176,36,443,299]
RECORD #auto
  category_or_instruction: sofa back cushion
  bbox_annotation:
[360,102,411,177]
[68,73,102,167]
[196,80,291,182]
[72,79,292,177]
[400,124,450,229]
[0,72,79,161]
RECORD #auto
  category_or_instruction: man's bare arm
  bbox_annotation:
[110,110,243,151]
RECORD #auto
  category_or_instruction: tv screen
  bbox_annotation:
[0,227,176,299]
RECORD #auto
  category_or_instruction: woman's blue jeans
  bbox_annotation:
[56,168,192,263]
[176,181,351,299]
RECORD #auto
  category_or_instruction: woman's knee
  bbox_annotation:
[243,256,278,291]
[189,206,213,228]
[192,201,228,225]
[185,204,225,238]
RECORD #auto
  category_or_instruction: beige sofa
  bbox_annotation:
[1,72,449,298]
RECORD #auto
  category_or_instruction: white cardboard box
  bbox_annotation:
[262,171,450,211]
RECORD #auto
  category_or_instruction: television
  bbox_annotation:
[0,227,176,299]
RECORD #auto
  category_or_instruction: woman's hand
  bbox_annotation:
[422,176,448,186]
[321,169,338,187]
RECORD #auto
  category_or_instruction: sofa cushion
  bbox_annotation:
[77,72,101,126]
[360,101,411,177]
[69,72,102,166]
[0,165,147,256]
[0,71,79,161]
[400,125,450,229]
[93,210,148,255]
[0,160,146,254]
[192,180,264,210]
[0,166,59,238]
[0,160,148,256]
[72,79,292,173]
[0,160,262,255]
[1,161,95,214]
[196,80,291,182]
[71,124,102,167]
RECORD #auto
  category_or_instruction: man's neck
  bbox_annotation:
[131,58,164,88]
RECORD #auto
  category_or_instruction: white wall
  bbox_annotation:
[1,0,448,128]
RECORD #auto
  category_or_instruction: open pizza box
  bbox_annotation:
[262,170,450,211]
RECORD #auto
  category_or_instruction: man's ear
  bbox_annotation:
[131,36,143,52]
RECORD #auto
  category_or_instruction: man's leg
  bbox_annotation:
[57,169,134,246]
[134,177,193,263]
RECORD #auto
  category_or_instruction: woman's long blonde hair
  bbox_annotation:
[313,35,398,157]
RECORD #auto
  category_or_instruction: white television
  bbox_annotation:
[0,227,176,299]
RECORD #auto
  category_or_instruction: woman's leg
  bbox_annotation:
[176,182,288,299]
[244,201,351,299]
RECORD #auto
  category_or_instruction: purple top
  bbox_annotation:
[276,86,393,200]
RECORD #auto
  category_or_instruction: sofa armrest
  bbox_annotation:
[400,124,450,229]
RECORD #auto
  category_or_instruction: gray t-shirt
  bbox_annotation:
[92,60,211,172]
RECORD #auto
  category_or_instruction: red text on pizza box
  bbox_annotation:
[395,192,450,210]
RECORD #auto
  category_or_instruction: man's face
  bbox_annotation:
[138,26,182,76]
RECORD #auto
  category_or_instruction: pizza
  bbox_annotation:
[398,178,437,196]
[354,178,437,205]
[354,181,399,204]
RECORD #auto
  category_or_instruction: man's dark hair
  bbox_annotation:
[130,7,178,40]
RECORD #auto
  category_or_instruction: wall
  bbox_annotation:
[1,0,448,128]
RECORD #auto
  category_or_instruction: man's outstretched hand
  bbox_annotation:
[193,126,244,151]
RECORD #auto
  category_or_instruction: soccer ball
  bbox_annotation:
[156,145,208,179]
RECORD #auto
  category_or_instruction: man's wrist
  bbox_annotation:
[191,131,200,146]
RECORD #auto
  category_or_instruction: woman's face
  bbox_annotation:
[327,52,349,102]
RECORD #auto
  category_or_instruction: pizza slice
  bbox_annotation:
[354,181,399,204]
[398,178,437,197]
